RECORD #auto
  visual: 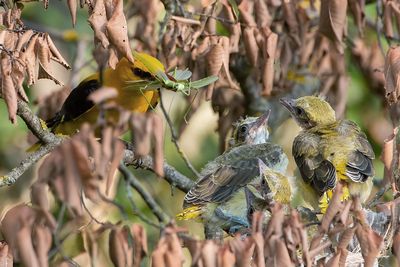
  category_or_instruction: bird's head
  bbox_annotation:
[229,110,271,147]
[116,52,165,82]
[279,96,336,129]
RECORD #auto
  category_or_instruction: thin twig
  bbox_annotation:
[124,178,161,228]
[0,142,58,186]
[171,15,201,25]
[80,190,107,225]
[159,90,201,179]
[119,164,171,224]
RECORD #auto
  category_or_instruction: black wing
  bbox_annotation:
[293,133,336,195]
[339,120,375,182]
[46,79,100,129]
[183,158,260,208]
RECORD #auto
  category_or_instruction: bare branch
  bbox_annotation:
[123,149,194,193]
[0,100,64,187]
[118,164,171,224]
[0,142,59,186]
[17,100,62,145]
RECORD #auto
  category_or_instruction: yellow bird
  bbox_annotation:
[46,52,164,136]
[280,96,375,212]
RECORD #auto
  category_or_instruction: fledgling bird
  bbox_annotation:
[176,110,291,238]
[280,96,375,212]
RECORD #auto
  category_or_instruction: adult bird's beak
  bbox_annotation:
[279,98,296,113]
[252,109,271,129]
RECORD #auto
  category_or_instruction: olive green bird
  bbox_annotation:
[280,96,375,212]
[176,110,291,238]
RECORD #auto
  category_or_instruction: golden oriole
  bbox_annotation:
[46,52,164,136]
[280,96,375,212]
[176,110,291,238]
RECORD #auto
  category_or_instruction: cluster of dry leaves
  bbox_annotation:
[135,0,389,149]
[0,8,70,122]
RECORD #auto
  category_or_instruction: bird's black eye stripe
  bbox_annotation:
[132,67,154,80]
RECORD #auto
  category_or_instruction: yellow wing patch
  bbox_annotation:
[176,205,203,220]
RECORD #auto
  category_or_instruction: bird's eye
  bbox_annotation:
[239,125,248,133]
[295,107,304,116]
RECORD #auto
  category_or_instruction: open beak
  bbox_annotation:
[279,98,296,113]
[252,109,271,129]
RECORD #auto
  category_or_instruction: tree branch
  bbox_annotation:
[17,100,62,145]
[123,149,194,193]
[119,164,171,224]
[0,100,64,187]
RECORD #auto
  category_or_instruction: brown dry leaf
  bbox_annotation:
[20,33,39,86]
[11,59,28,102]
[109,226,133,267]
[33,225,52,267]
[151,241,167,267]
[201,0,216,7]
[38,144,83,215]
[105,0,134,64]
[30,182,49,211]
[1,204,36,261]
[0,241,13,267]
[36,35,51,71]
[274,237,294,267]
[261,28,278,96]
[381,129,395,186]
[355,223,383,267]
[219,36,239,91]
[150,113,165,177]
[265,204,285,239]
[2,31,17,51]
[392,230,400,264]
[384,1,394,38]
[243,27,259,66]
[255,0,272,27]
[88,0,110,49]
[348,0,365,35]
[131,224,148,267]
[67,0,78,26]
[17,225,40,267]
[88,86,118,104]
[384,46,400,104]
[206,43,224,100]
[319,0,347,53]
[0,53,17,123]
[283,0,300,46]
[45,34,70,69]
[229,236,254,267]
[218,245,235,267]
[130,113,153,156]
[320,183,344,233]
[15,29,35,52]
[200,241,218,267]
[337,226,356,265]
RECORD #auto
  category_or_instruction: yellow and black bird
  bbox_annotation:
[177,110,291,238]
[45,52,164,136]
[280,96,375,212]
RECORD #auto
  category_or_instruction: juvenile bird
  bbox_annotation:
[176,110,291,238]
[280,96,374,212]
